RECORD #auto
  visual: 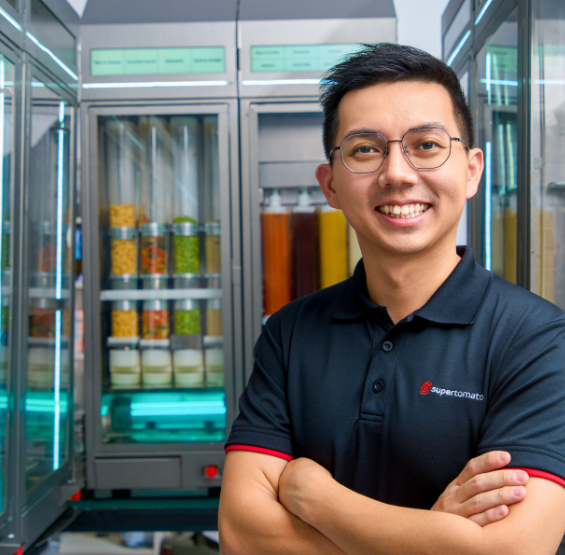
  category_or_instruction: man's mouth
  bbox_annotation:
[377,203,430,219]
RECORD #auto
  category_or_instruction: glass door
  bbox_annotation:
[0,55,15,514]
[95,109,228,446]
[474,8,518,282]
[531,0,565,308]
[25,76,74,493]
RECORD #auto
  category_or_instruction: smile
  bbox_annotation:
[377,203,430,219]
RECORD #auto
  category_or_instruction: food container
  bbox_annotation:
[206,276,222,337]
[142,348,172,387]
[111,275,138,290]
[29,298,56,338]
[174,349,204,387]
[34,222,57,274]
[111,300,138,338]
[140,223,169,275]
[109,227,138,276]
[174,299,201,335]
[109,346,141,388]
[205,348,224,386]
[204,222,221,275]
[173,219,199,275]
[142,300,170,339]
[27,347,69,389]
[1,220,10,272]
[109,204,136,228]
[142,275,168,290]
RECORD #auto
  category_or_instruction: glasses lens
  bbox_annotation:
[403,128,452,169]
[341,133,387,173]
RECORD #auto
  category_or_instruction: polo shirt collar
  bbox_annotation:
[333,246,492,325]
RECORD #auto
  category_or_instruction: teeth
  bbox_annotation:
[377,203,430,219]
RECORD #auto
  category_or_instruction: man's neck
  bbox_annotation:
[361,241,461,325]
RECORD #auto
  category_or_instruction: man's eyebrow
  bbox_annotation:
[343,122,451,138]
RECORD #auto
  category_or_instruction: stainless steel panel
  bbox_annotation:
[95,458,181,489]
[181,451,224,488]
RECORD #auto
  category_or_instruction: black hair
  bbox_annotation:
[319,43,474,160]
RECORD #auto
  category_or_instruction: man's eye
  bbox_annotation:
[419,141,438,150]
[354,145,378,154]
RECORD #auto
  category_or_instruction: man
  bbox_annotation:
[219,44,565,554]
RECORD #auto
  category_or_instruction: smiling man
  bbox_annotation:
[219,44,565,554]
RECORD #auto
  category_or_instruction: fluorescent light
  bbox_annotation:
[535,79,565,85]
[480,78,518,87]
[55,101,65,300]
[242,79,321,86]
[83,80,229,89]
[53,310,62,470]
[446,30,471,67]
[0,61,5,338]
[486,52,491,105]
[0,6,22,32]
[485,141,492,271]
[475,0,493,25]
[25,32,78,81]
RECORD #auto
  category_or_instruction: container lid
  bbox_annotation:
[110,349,140,366]
[142,275,169,289]
[141,345,172,360]
[111,275,138,289]
[173,349,203,365]
[175,298,199,310]
[263,189,286,214]
[206,275,221,289]
[112,299,137,311]
[173,222,198,236]
[293,189,315,213]
[108,336,139,347]
[204,222,221,235]
[141,222,169,236]
[143,299,168,310]
[174,276,200,289]
[109,226,138,239]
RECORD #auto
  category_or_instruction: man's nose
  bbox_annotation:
[378,140,418,186]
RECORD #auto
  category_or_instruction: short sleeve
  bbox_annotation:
[477,317,565,482]
[225,316,294,458]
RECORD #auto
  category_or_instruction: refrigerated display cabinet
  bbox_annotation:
[443,0,565,308]
[0,0,79,553]
[79,0,242,501]
[238,0,397,382]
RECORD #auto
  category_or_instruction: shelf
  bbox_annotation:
[100,288,222,301]
[106,336,224,349]
[28,336,70,347]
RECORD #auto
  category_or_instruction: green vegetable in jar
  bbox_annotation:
[174,216,199,274]
[175,308,201,335]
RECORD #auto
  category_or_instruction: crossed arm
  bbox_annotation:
[219,450,565,555]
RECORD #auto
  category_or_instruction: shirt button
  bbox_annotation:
[382,341,393,352]
[372,380,385,393]
[406,315,414,322]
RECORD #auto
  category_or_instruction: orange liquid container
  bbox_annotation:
[262,190,291,316]
[319,206,348,288]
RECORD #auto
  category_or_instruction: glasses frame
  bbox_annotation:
[330,128,469,174]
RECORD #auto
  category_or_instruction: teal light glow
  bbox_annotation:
[486,52,492,105]
[0,60,5,336]
[55,101,65,300]
[446,30,471,67]
[242,79,320,86]
[130,401,226,417]
[83,80,229,89]
[25,32,78,81]
[0,6,22,32]
[26,397,68,412]
[475,0,493,25]
[53,309,62,470]
[485,141,492,271]
[480,78,518,87]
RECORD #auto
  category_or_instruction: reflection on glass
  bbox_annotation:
[475,9,518,282]
[25,79,72,493]
[0,57,14,514]
[531,2,565,308]
[97,114,226,445]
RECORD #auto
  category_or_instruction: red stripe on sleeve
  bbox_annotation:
[508,467,565,489]
[225,444,293,461]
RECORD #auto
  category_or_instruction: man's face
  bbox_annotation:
[317,80,483,258]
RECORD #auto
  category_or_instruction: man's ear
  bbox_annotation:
[466,148,484,200]
[316,163,341,209]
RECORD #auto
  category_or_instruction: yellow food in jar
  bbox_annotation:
[205,235,221,274]
[111,238,137,275]
[112,310,138,337]
[110,204,136,228]
[319,208,348,288]
[206,308,223,337]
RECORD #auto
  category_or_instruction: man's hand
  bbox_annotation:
[431,451,528,525]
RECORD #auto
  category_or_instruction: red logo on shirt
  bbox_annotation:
[420,381,432,395]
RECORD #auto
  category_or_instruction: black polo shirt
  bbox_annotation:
[226,247,565,509]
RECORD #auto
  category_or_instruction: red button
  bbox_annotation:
[69,489,82,501]
[205,465,219,479]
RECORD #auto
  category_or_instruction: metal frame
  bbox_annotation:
[81,98,242,490]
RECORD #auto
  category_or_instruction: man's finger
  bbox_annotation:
[458,486,527,518]
[455,451,511,486]
[456,468,529,504]
[467,505,509,527]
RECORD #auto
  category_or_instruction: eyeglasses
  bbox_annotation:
[330,127,469,174]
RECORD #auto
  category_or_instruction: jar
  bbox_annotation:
[29,298,56,338]
[173,219,200,275]
[111,275,138,290]
[140,223,169,275]
[109,203,136,228]
[111,300,138,338]
[204,222,221,274]
[205,348,224,387]
[142,275,168,290]
[174,349,204,387]
[142,300,170,340]
[174,299,201,335]
[1,220,10,271]
[142,348,172,387]
[206,276,222,337]
[109,345,141,388]
[109,227,138,276]
[34,222,57,274]
[27,347,69,389]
